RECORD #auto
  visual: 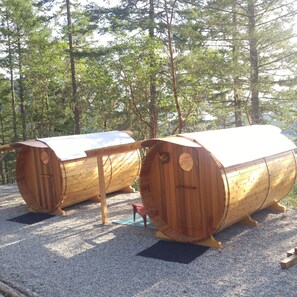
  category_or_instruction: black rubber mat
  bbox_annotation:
[7,213,55,225]
[137,240,209,264]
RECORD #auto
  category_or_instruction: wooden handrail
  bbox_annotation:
[0,144,17,152]
[85,140,143,224]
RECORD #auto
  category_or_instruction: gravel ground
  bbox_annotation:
[0,184,297,297]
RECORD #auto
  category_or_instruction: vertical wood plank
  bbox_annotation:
[97,154,108,224]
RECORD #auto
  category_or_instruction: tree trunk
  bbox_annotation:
[17,32,26,140]
[149,0,158,138]
[66,0,80,134]
[0,106,7,184]
[232,2,242,127]
[234,77,242,126]
[7,24,18,143]
[164,0,182,134]
[247,0,260,124]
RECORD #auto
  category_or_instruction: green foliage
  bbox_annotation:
[103,34,166,138]
[0,0,297,186]
[282,184,297,208]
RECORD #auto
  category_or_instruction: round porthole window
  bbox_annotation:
[40,150,49,165]
[179,152,193,172]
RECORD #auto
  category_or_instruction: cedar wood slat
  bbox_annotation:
[140,136,296,243]
[16,140,141,213]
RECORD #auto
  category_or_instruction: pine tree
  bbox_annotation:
[203,0,297,125]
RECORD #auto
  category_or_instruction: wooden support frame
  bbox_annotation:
[238,215,258,227]
[0,143,17,152]
[0,144,17,162]
[155,231,222,248]
[85,141,143,225]
[193,235,222,248]
[268,201,286,212]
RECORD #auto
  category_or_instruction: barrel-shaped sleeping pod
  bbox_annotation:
[16,131,141,214]
[140,125,297,243]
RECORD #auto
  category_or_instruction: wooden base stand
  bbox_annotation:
[193,235,222,248]
[121,186,136,193]
[28,207,66,216]
[155,231,170,241]
[51,207,66,215]
[268,202,286,212]
[238,215,258,227]
[155,231,222,248]
[280,247,297,269]
[90,195,101,203]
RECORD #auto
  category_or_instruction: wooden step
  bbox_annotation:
[280,247,297,269]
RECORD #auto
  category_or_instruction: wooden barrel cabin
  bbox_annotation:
[140,125,297,244]
[16,131,141,214]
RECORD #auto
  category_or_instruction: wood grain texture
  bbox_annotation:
[280,254,297,269]
[140,137,297,243]
[16,143,141,213]
[259,151,297,210]
[140,141,225,242]
[16,147,63,213]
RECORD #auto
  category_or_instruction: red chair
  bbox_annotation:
[131,203,147,227]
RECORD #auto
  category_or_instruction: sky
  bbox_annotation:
[84,0,120,7]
